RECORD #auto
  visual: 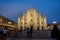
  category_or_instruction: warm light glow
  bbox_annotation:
[8,22,12,24]
[17,8,47,30]
[0,19,2,21]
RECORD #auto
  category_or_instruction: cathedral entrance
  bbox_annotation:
[30,21,34,30]
[30,25,33,29]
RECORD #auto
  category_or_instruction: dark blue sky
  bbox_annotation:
[0,0,60,24]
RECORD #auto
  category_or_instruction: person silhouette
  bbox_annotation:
[27,28,30,37]
[20,27,23,35]
[37,27,39,31]
[30,26,33,37]
[3,27,8,35]
[1,27,8,40]
[24,27,26,31]
[51,25,60,39]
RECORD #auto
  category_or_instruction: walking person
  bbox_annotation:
[27,28,30,37]
[30,26,33,37]
[20,27,22,35]
[51,25,60,40]
[3,27,8,36]
[0,28,6,40]
[2,27,8,40]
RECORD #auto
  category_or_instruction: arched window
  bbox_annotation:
[37,22,39,25]
[25,22,27,25]
[25,18,26,21]
[37,18,39,20]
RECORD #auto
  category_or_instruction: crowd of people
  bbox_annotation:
[19,26,33,37]
[50,25,60,40]
[0,25,60,40]
[0,27,8,40]
[26,26,33,37]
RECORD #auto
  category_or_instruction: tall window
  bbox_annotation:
[31,19,33,21]
[25,22,27,25]
[37,18,39,20]
[21,22,22,25]
[31,13,33,17]
[37,22,39,24]
[42,22,43,24]
[25,18,26,21]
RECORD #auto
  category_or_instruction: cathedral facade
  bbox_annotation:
[17,8,47,30]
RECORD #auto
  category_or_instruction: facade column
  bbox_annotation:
[17,13,21,30]
[43,13,47,30]
[23,13,25,30]
[39,12,43,30]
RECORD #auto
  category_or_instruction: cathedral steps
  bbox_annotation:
[6,30,56,40]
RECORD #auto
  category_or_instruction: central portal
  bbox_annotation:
[30,21,34,29]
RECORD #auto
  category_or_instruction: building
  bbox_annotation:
[0,15,17,30]
[17,8,47,30]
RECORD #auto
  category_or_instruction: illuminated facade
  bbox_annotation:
[0,15,17,30]
[18,8,47,30]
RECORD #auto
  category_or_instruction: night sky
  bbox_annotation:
[0,0,60,24]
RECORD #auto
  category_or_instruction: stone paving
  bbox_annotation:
[5,30,56,40]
